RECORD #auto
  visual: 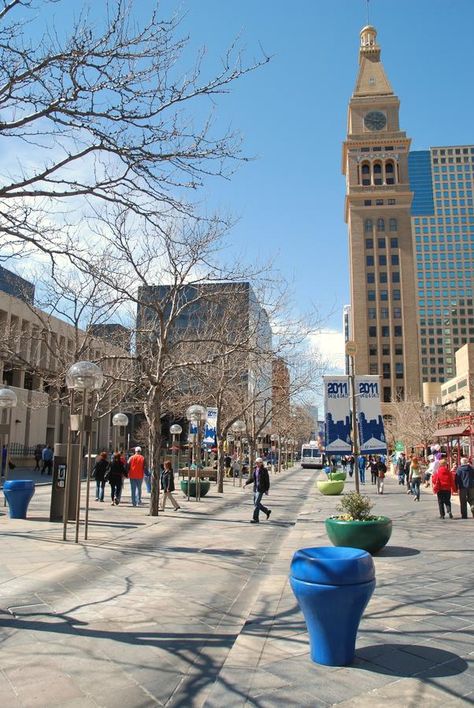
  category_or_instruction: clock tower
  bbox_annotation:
[343,26,421,406]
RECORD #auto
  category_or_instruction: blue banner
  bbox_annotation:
[356,376,387,454]
[324,376,352,454]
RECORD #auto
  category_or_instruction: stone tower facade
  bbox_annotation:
[342,26,421,404]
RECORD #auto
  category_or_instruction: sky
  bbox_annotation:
[5,0,474,375]
[150,0,474,369]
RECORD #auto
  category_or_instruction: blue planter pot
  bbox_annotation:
[290,546,375,666]
[3,479,36,519]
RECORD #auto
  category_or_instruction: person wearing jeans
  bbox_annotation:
[409,457,422,501]
[432,455,454,519]
[455,457,474,519]
[92,451,109,502]
[244,457,271,523]
[128,446,145,506]
[108,452,126,505]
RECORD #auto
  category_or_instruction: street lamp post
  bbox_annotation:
[346,341,360,494]
[232,420,246,487]
[65,361,104,542]
[0,387,18,504]
[270,433,278,474]
[170,423,182,475]
[112,412,129,453]
[186,404,206,501]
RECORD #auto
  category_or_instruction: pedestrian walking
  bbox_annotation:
[160,459,180,511]
[357,454,366,484]
[127,446,145,506]
[108,452,126,505]
[376,457,387,495]
[41,445,53,475]
[369,456,378,485]
[409,456,422,501]
[396,452,408,486]
[33,445,42,471]
[244,457,271,523]
[424,454,436,488]
[454,457,474,519]
[348,454,355,478]
[432,454,455,519]
[92,451,109,502]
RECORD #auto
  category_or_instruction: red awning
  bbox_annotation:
[432,425,471,438]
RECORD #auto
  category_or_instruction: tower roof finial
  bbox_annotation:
[359,25,380,63]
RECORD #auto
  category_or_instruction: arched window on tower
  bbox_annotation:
[389,218,397,232]
[385,160,395,185]
[365,218,373,232]
[361,162,371,186]
[373,162,383,186]
[377,218,385,232]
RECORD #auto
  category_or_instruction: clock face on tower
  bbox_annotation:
[364,111,387,131]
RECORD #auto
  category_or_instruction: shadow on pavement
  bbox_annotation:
[356,643,468,678]
[376,546,421,557]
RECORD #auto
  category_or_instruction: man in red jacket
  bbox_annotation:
[128,446,146,507]
[432,454,455,519]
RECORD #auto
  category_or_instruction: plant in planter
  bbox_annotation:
[325,491,392,554]
[316,473,345,496]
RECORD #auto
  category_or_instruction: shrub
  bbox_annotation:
[336,492,374,521]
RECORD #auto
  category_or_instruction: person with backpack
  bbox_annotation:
[432,454,455,519]
[376,456,387,495]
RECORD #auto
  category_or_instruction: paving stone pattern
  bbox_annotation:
[1,470,473,706]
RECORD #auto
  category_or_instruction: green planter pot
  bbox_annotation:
[316,480,345,496]
[180,479,210,498]
[328,471,347,481]
[325,516,392,555]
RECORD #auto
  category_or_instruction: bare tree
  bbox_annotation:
[0,0,268,261]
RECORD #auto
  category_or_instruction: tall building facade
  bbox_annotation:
[408,147,474,384]
[342,25,421,404]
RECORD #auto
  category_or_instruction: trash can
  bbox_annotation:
[290,546,375,666]
[3,479,36,519]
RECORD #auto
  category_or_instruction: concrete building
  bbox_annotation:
[0,279,130,460]
[271,357,290,430]
[342,25,421,405]
[408,147,474,384]
[440,343,474,413]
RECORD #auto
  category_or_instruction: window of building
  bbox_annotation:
[393,289,401,300]
[382,345,390,356]
[380,290,388,301]
[393,307,401,319]
[383,386,391,402]
[365,219,373,232]
[365,238,373,249]
[390,237,398,248]
[366,255,374,266]
[389,218,397,231]
[392,272,400,283]
[380,307,389,319]
[364,199,372,206]
[391,255,399,266]
[383,363,390,379]
[367,272,375,283]
[369,346,377,356]
[378,238,385,249]
[381,326,390,337]
[379,255,387,266]
[368,307,376,319]
[368,290,376,301]
[394,325,402,336]
[377,218,385,231]
[369,363,378,374]
[369,326,377,337]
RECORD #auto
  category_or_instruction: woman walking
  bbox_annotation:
[432,454,455,519]
[161,460,180,511]
[409,456,423,501]
[376,457,387,495]
[108,452,127,505]
[92,451,109,502]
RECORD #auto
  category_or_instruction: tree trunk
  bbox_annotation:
[147,393,162,517]
[217,436,225,493]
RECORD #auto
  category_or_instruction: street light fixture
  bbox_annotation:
[232,420,246,487]
[112,412,129,453]
[64,361,104,542]
[186,404,206,501]
[0,387,17,500]
[170,423,182,474]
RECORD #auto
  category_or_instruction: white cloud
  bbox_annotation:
[309,329,345,373]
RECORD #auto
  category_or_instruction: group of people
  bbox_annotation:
[396,451,474,519]
[92,447,181,511]
[33,444,53,475]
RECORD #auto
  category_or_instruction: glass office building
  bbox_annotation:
[408,146,474,383]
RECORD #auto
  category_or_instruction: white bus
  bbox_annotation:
[301,442,325,469]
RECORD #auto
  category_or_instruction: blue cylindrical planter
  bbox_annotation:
[290,546,375,666]
[3,480,36,519]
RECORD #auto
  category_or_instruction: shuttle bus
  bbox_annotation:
[301,442,325,469]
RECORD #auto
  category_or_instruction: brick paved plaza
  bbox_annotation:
[1,469,474,706]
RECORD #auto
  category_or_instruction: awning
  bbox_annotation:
[432,425,471,438]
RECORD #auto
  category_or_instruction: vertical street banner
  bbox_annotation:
[356,376,386,454]
[324,376,352,454]
[203,407,218,446]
